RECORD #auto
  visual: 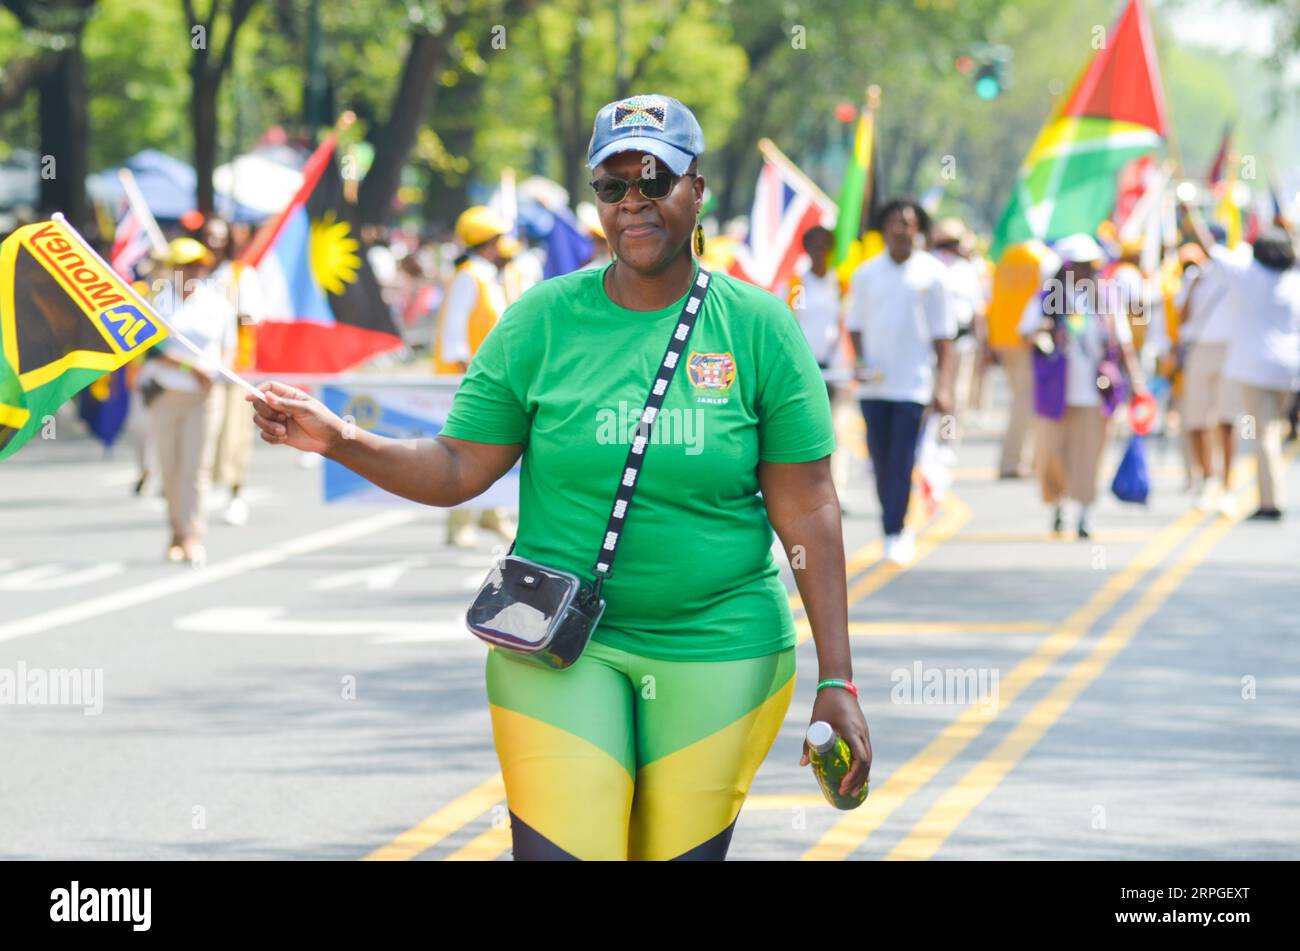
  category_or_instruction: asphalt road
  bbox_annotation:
[1,393,1297,860]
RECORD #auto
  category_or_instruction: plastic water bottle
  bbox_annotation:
[807,721,868,810]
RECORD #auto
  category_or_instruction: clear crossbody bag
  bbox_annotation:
[465,268,713,670]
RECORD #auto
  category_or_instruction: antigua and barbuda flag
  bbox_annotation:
[241,133,402,373]
[0,217,166,461]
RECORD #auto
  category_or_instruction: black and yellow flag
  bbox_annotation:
[0,218,167,460]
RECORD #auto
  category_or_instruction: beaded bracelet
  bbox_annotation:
[816,678,858,698]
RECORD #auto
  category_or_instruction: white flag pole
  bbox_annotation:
[117,168,170,257]
[52,212,264,401]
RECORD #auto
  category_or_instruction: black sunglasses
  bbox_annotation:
[589,170,695,204]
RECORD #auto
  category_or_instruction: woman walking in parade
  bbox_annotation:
[1020,234,1147,539]
[248,94,870,860]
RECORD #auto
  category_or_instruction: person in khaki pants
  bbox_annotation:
[140,238,238,564]
[1182,206,1300,519]
[987,240,1060,477]
[1018,235,1146,538]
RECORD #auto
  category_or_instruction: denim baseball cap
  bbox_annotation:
[587,94,705,176]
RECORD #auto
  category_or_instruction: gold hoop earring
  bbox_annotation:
[694,223,706,256]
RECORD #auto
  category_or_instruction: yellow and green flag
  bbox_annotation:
[0,218,167,460]
[832,89,885,283]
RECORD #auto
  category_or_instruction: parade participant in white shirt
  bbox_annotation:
[1178,225,1244,513]
[785,225,843,404]
[847,198,956,565]
[141,237,238,565]
[1184,204,1300,520]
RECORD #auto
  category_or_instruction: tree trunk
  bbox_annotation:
[357,27,461,227]
[559,17,587,211]
[37,38,88,230]
[713,89,774,224]
[191,61,219,216]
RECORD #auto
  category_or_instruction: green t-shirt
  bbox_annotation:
[439,261,836,662]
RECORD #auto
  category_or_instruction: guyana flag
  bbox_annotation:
[991,0,1167,260]
[1,218,166,461]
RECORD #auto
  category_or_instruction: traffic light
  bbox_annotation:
[965,45,1012,101]
[974,62,1003,100]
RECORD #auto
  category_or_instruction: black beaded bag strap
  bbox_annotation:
[588,267,712,598]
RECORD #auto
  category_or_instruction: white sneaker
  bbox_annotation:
[1217,492,1238,518]
[1195,479,1219,512]
[882,534,900,564]
[893,531,916,565]
[222,496,249,526]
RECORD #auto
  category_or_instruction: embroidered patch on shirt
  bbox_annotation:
[612,95,667,131]
[687,352,736,391]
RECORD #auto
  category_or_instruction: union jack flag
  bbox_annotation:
[109,205,151,281]
[728,141,837,293]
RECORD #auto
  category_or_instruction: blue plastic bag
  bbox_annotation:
[1111,435,1150,504]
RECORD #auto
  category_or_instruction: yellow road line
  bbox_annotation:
[800,504,1210,861]
[362,773,505,861]
[788,536,882,612]
[886,504,1251,860]
[842,621,1050,636]
[794,494,971,647]
[444,822,512,861]
[950,529,1155,544]
[885,446,1296,860]
[743,794,830,811]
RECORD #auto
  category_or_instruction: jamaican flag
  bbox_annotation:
[0,218,167,460]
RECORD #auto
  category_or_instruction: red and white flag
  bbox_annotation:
[109,205,151,280]
[728,138,837,293]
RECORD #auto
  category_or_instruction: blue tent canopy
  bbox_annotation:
[86,149,265,223]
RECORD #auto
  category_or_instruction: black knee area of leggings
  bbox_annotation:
[508,811,580,861]
[669,818,737,861]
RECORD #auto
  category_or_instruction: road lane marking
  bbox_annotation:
[0,561,126,590]
[802,450,1274,861]
[948,529,1155,544]
[886,505,1250,859]
[885,448,1295,859]
[363,773,506,861]
[173,605,471,642]
[0,510,420,645]
[800,504,1210,861]
[308,557,427,591]
[794,620,1052,637]
[445,823,512,861]
[794,494,971,646]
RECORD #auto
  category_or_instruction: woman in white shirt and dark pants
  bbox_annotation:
[847,199,956,565]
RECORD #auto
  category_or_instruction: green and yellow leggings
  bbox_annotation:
[485,640,796,861]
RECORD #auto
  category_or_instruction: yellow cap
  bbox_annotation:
[165,237,213,267]
[455,206,510,248]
